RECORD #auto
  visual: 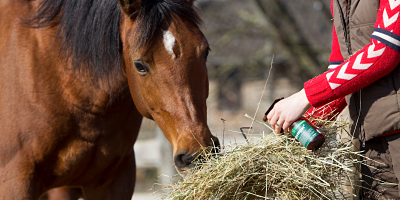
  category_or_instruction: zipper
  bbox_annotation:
[334,0,351,55]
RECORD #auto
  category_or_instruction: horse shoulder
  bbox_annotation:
[0,0,140,194]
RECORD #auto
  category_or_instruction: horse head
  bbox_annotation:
[118,0,220,175]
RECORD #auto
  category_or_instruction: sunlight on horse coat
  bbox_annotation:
[0,0,219,199]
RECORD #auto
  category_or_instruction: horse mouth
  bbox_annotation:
[175,165,196,177]
[174,148,220,177]
[173,139,221,177]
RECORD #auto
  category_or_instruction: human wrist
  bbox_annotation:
[300,89,311,111]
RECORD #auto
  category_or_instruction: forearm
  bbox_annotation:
[305,0,400,107]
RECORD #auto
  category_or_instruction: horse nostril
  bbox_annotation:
[174,153,196,169]
[174,137,221,171]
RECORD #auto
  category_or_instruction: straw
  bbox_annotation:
[158,115,364,200]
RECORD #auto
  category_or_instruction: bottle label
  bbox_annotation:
[291,120,319,148]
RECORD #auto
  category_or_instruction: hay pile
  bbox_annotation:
[159,116,361,200]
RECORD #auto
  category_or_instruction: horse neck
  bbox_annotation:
[58,64,130,114]
[0,1,131,115]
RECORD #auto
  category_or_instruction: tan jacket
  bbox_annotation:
[333,0,400,142]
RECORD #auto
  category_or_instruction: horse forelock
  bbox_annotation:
[24,0,202,87]
[133,0,203,49]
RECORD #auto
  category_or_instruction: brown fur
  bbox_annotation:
[0,0,218,199]
[41,187,83,200]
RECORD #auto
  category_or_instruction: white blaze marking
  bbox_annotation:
[163,30,176,57]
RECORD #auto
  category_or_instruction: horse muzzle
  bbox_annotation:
[173,136,220,176]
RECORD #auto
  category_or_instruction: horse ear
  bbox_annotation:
[119,0,140,17]
[187,0,196,4]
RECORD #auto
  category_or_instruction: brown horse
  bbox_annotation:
[0,0,219,199]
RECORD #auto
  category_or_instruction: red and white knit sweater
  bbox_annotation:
[305,0,400,126]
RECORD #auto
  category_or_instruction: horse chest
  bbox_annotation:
[45,105,142,184]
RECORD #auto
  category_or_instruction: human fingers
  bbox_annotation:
[275,118,285,134]
[264,97,284,122]
[282,120,291,133]
[275,90,311,125]
[262,114,268,122]
[284,89,310,122]
[266,108,275,123]
[268,110,279,132]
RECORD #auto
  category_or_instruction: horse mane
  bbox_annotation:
[25,0,202,86]
[134,0,202,49]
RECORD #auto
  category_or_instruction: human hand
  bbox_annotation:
[265,89,311,134]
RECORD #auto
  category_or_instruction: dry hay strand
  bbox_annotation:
[159,116,361,200]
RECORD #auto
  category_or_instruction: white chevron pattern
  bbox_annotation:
[326,71,334,80]
[337,62,357,80]
[353,53,373,70]
[326,0,399,90]
[326,71,340,90]
[389,0,400,10]
[329,82,341,90]
[383,9,399,28]
[367,43,386,58]
[327,44,385,90]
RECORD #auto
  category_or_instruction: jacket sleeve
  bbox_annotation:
[304,8,347,120]
[328,0,344,69]
[328,25,345,69]
[304,0,400,107]
[305,96,347,124]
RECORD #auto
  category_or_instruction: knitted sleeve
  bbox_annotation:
[305,21,347,120]
[328,25,345,69]
[304,0,400,107]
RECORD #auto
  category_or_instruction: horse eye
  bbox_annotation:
[134,61,149,74]
[204,47,211,61]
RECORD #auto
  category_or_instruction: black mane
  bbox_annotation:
[25,0,202,86]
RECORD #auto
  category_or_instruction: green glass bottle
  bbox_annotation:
[289,117,325,151]
[264,98,325,151]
